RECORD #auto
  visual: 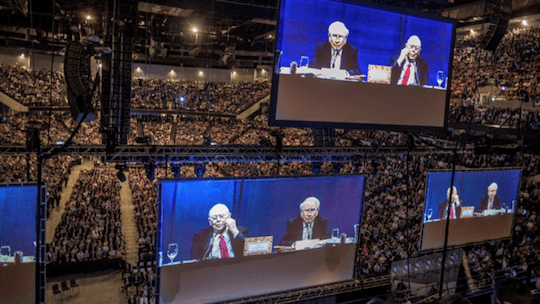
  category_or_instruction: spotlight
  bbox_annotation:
[195,163,206,178]
[171,164,182,178]
[522,20,528,26]
[191,27,198,33]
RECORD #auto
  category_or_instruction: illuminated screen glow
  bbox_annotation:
[270,0,455,130]
[158,175,365,303]
[0,184,38,303]
[420,169,521,251]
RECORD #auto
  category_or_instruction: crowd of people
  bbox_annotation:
[0,64,66,106]
[46,167,125,263]
[2,24,540,304]
[131,78,270,114]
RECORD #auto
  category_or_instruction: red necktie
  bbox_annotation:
[449,204,454,219]
[219,235,229,258]
[401,63,411,85]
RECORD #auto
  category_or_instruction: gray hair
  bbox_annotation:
[208,203,230,217]
[328,21,349,37]
[488,182,498,190]
[300,197,321,210]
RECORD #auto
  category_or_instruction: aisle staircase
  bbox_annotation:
[119,172,139,265]
[46,159,94,243]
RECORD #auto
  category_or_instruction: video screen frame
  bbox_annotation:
[419,168,522,251]
[269,0,457,132]
[0,182,47,304]
[156,174,367,302]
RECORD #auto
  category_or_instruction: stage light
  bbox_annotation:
[232,71,236,75]
[195,163,206,178]
[115,164,126,182]
[522,20,528,26]
[136,67,141,71]
[470,29,475,34]
[20,53,24,58]
[192,27,198,33]
[332,162,342,175]
[98,63,102,68]
[171,164,182,178]
[311,162,321,175]
[170,69,174,73]
[145,162,155,181]
[86,15,91,20]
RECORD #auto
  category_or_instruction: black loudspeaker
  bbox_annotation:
[481,0,512,51]
[64,42,95,122]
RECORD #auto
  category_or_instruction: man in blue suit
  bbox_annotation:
[309,21,362,77]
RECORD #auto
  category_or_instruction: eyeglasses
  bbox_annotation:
[208,213,230,221]
[302,208,318,213]
[407,44,421,51]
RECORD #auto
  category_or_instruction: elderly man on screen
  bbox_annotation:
[479,182,501,212]
[309,21,362,78]
[190,203,248,260]
[437,186,462,220]
[390,35,429,86]
[279,197,331,246]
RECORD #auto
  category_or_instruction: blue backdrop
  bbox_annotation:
[159,176,365,262]
[424,169,521,221]
[276,0,454,87]
[0,185,38,258]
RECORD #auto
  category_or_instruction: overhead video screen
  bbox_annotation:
[420,169,521,251]
[270,0,455,130]
[0,183,39,304]
[158,175,365,303]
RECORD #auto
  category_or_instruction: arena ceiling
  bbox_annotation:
[0,0,537,68]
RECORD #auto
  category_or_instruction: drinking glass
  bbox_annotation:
[0,246,11,262]
[299,56,309,68]
[427,208,433,221]
[167,243,178,263]
[332,228,339,239]
[437,71,444,87]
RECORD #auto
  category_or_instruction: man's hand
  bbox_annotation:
[225,218,239,237]
[452,194,461,207]
[397,47,409,66]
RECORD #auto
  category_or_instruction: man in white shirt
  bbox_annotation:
[310,21,362,77]
[390,35,430,86]
[479,182,501,212]
[190,204,248,260]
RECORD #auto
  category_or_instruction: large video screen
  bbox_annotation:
[270,0,455,130]
[158,175,365,303]
[0,183,39,304]
[420,169,521,251]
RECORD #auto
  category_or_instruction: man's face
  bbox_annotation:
[208,210,230,233]
[447,188,458,202]
[329,32,347,50]
[488,186,497,199]
[300,201,319,223]
[406,43,421,61]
